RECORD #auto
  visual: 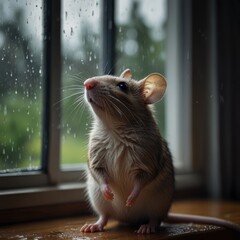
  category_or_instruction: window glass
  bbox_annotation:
[0,0,43,173]
[61,0,102,167]
[115,0,167,134]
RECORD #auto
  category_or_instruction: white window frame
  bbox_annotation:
[166,0,192,172]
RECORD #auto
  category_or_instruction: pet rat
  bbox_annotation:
[80,69,240,235]
[81,69,174,234]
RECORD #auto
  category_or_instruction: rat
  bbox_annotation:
[80,69,174,234]
[80,69,240,235]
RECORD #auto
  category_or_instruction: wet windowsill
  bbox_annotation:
[0,200,239,240]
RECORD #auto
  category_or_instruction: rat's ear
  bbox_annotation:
[141,73,167,104]
[120,69,132,79]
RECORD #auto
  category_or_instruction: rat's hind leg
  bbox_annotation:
[136,219,160,234]
[80,215,108,233]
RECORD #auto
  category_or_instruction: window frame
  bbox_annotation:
[0,0,203,218]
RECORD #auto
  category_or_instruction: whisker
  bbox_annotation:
[108,95,144,126]
[105,95,131,123]
[56,91,82,106]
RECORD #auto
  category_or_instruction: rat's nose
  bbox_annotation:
[84,78,97,90]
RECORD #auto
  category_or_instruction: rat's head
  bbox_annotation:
[84,69,167,126]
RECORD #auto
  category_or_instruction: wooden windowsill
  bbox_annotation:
[0,200,239,240]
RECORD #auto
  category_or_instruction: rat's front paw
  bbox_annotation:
[125,194,136,207]
[100,183,114,201]
[126,182,141,207]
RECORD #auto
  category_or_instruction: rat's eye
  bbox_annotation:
[117,82,128,92]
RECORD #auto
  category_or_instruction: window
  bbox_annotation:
[0,0,201,216]
[61,0,102,167]
[115,0,167,135]
[0,0,43,173]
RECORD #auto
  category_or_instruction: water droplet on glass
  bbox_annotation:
[3,106,7,116]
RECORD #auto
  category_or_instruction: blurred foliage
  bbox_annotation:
[0,95,41,170]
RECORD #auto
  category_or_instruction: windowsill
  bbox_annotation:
[0,173,204,225]
[0,200,239,240]
[0,182,86,210]
[0,172,203,209]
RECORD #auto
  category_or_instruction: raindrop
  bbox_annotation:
[2,149,5,155]
[69,65,72,70]
[15,91,18,95]
[92,10,94,16]
[71,27,74,36]
[150,45,155,53]
[3,106,7,116]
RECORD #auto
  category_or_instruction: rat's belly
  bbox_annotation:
[87,174,172,223]
[109,185,170,223]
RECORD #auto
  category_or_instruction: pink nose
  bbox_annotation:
[84,78,97,90]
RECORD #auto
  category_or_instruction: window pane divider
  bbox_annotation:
[102,0,115,74]
[42,0,61,185]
